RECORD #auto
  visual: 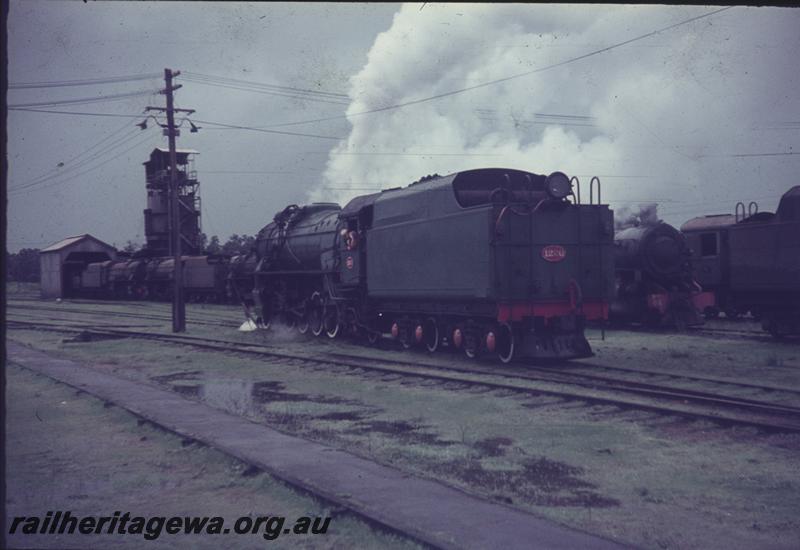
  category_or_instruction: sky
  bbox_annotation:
[6,3,799,252]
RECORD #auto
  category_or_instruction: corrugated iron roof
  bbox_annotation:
[680,214,737,232]
[40,234,115,253]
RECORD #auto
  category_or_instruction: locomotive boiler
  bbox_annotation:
[250,168,616,362]
[612,222,712,328]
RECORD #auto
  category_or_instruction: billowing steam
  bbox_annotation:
[614,203,661,230]
[307,5,799,227]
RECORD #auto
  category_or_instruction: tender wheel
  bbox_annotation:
[496,322,515,364]
[463,332,479,359]
[704,307,720,320]
[423,317,439,353]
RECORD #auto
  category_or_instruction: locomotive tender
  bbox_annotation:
[682,186,800,336]
[251,168,615,362]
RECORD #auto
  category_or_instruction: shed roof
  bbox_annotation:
[40,234,116,253]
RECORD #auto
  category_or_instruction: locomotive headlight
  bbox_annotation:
[545,171,572,199]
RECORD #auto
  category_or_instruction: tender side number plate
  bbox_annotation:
[541,245,566,262]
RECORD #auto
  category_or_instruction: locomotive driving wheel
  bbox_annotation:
[296,300,310,334]
[297,313,309,334]
[309,292,324,336]
[324,304,342,339]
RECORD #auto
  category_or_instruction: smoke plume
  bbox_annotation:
[614,203,661,230]
[307,5,799,227]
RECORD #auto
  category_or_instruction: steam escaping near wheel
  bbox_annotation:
[238,319,258,332]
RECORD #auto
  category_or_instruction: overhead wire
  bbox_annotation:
[8,88,160,109]
[249,6,734,129]
[182,72,348,99]
[10,117,135,189]
[9,73,162,89]
[7,107,151,118]
[181,73,349,105]
[192,118,343,140]
[9,128,159,196]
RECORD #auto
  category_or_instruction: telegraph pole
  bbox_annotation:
[146,68,195,332]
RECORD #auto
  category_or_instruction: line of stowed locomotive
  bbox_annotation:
[70,168,800,358]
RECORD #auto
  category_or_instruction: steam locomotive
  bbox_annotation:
[682,186,800,336]
[611,222,713,328]
[247,168,615,362]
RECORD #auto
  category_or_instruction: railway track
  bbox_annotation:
[9,318,800,435]
[7,301,241,328]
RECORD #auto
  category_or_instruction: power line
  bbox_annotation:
[7,107,149,118]
[181,72,349,105]
[730,152,798,158]
[253,6,733,129]
[9,129,157,196]
[11,128,146,192]
[193,118,344,140]
[9,73,162,89]
[11,118,135,189]
[183,72,348,98]
[181,77,349,105]
[8,88,158,109]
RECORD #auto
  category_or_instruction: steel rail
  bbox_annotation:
[8,319,800,435]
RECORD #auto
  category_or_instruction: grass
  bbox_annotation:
[7,300,800,549]
[5,364,423,550]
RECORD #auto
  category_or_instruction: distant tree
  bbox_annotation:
[205,235,222,255]
[221,234,255,256]
[122,240,143,254]
[196,232,208,254]
[6,248,41,282]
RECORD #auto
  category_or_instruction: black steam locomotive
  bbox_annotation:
[612,222,713,328]
[682,186,800,336]
[248,168,616,362]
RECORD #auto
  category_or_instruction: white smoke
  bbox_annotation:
[308,5,800,226]
[614,203,661,230]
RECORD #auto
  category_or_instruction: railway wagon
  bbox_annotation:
[251,168,615,362]
[107,258,148,299]
[73,260,113,297]
[612,222,712,328]
[226,252,258,304]
[682,186,800,336]
[144,255,229,302]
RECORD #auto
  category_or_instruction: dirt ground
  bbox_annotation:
[4,364,421,550]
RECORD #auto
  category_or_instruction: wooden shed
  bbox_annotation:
[39,234,117,298]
